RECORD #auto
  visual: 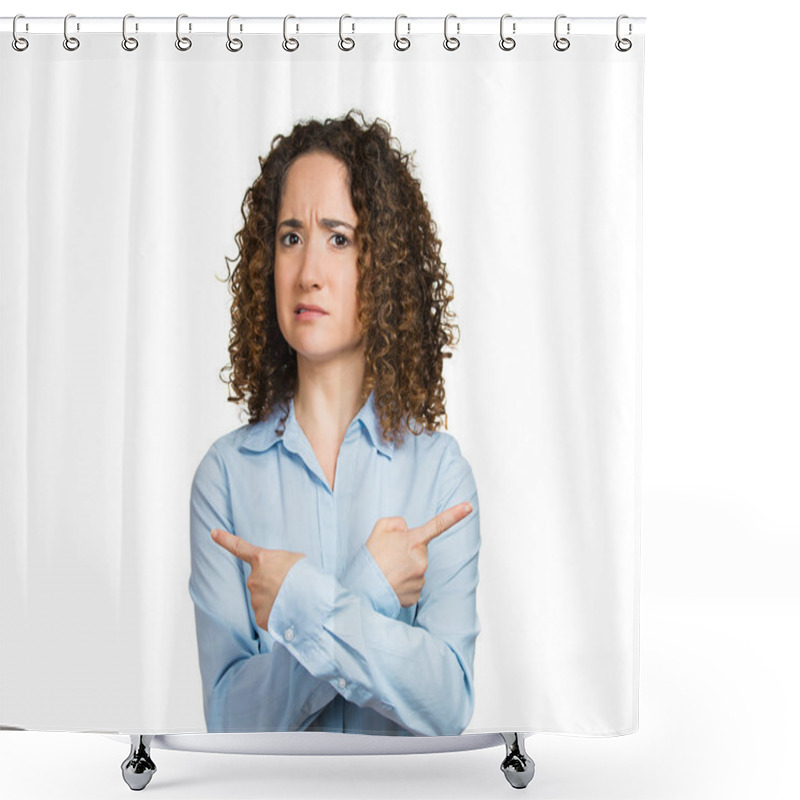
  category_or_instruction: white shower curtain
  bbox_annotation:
[0,19,643,736]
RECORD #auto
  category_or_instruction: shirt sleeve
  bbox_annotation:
[188,443,337,732]
[267,436,481,736]
[339,542,403,619]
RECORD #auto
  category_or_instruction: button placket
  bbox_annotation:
[329,425,358,573]
[319,487,337,572]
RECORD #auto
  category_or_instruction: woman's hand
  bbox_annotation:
[211,529,306,632]
[365,503,473,608]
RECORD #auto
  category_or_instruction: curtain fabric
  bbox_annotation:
[0,28,643,736]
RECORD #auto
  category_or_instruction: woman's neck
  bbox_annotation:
[293,349,367,446]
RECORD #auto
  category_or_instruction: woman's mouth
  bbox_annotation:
[294,304,328,320]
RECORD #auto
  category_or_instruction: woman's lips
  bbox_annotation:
[295,308,328,320]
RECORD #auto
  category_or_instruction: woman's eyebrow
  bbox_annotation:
[277,218,355,231]
[320,218,355,231]
[277,218,303,230]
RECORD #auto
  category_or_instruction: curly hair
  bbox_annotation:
[222,109,459,445]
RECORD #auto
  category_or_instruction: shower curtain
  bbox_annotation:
[0,16,644,738]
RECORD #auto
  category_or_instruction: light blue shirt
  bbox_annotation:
[189,390,481,736]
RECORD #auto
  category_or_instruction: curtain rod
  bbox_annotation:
[1,16,646,37]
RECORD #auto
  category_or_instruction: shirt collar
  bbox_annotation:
[239,390,394,459]
[355,391,394,458]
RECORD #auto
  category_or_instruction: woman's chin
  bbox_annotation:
[293,342,363,366]
[294,347,341,364]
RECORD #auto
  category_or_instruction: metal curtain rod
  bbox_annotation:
[1,15,647,36]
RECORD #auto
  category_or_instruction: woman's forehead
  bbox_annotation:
[279,152,353,214]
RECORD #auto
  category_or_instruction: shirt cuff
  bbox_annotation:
[267,557,336,670]
[266,557,368,704]
[341,543,402,619]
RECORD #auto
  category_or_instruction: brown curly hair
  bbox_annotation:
[222,109,459,445]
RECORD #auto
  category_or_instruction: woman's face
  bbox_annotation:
[274,151,364,367]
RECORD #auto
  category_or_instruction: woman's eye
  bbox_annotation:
[281,232,300,246]
[332,233,350,247]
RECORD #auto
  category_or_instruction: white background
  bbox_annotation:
[1,1,798,799]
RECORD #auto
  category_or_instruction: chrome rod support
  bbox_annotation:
[121,735,157,791]
[500,732,535,789]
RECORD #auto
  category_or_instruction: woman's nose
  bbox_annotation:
[297,236,323,289]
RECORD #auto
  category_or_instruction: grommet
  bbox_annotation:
[12,14,29,51]
[122,14,138,52]
[63,13,80,52]
[394,14,411,51]
[443,14,460,51]
[338,14,355,51]
[500,14,516,51]
[553,14,570,52]
[227,15,243,52]
[176,13,192,51]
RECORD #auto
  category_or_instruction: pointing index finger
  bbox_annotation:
[415,502,473,546]
[211,528,260,564]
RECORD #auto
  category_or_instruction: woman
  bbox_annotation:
[189,110,481,736]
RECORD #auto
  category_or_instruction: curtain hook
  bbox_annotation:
[12,14,29,52]
[175,13,192,51]
[499,14,516,51]
[443,14,460,51]
[283,15,299,51]
[63,13,80,51]
[338,14,355,51]
[394,14,411,51]
[122,14,139,52]
[553,14,570,52]
[226,15,243,52]
[615,15,632,52]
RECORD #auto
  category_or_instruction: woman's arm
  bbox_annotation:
[266,438,481,736]
[339,542,403,618]
[189,444,338,732]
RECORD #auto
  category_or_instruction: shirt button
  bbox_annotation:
[337,677,347,689]
[284,627,295,642]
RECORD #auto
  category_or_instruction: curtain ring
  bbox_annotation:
[226,15,243,52]
[553,14,570,51]
[338,15,355,51]
[122,14,138,51]
[394,15,410,51]
[499,14,516,51]
[615,15,632,52]
[63,13,80,51]
[443,14,460,51]
[283,15,299,52]
[12,15,29,52]
[175,14,192,51]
